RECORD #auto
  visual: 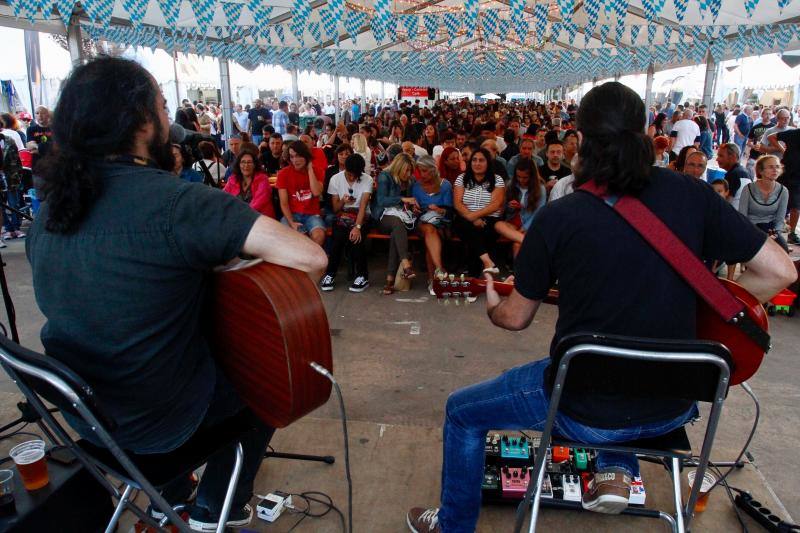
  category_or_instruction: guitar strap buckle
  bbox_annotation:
[729,312,772,353]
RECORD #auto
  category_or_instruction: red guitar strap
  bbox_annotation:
[579,180,771,352]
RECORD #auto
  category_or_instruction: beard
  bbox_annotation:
[148,122,175,171]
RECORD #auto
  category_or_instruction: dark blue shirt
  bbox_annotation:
[27,162,259,452]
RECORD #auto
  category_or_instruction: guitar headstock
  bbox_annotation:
[431,273,487,301]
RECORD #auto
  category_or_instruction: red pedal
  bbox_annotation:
[552,446,570,463]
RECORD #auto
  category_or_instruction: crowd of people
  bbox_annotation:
[160,92,800,295]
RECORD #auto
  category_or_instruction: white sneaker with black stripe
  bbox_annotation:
[188,503,253,531]
[349,276,369,292]
[320,274,335,291]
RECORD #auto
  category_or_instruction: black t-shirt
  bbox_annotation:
[514,168,765,428]
[538,163,572,183]
[288,112,300,126]
[26,124,53,156]
[748,120,774,160]
[777,129,800,184]
[262,151,283,175]
[26,162,260,452]
[725,163,750,197]
[248,108,272,135]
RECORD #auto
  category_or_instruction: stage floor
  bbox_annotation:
[0,239,797,532]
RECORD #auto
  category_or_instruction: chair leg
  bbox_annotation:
[105,484,133,533]
[527,459,548,533]
[657,510,679,533]
[684,396,726,531]
[215,442,244,533]
[670,457,686,533]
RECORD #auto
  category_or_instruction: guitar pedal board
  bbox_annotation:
[482,432,646,507]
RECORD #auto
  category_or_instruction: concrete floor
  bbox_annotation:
[0,237,798,532]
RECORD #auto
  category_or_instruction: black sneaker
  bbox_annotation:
[188,503,252,531]
[788,233,800,245]
[349,276,369,292]
[320,274,335,291]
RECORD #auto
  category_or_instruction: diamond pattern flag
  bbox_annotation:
[647,24,656,42]
[564,22,577,44]
[598,23,610,45]
[274,23,285,44]
[321,0,344,38]
[121,0,147,26]
[673,0,687,21]
[10,0,39,22]
[497,18,511,40]
[509,0,527,39]
[584,0,601,34]
[483,8,499,37]
[290,0,311,44]
[157,0,180,28]
[708,0,722,22]
[630,24,640,44]
[743,0,760,17]
[464,0,478,38]
[191,0,217,35]
[222,1,243,27]
[345,9,367,43]
[308,20,321,43]
[424,13,438,41]
[615,23,625,43]
[54,0,75,26]
[386,14,398,41]
[402,15,418,41]
[372,0,391,42]
[778,0,792,11]
[558,0,574,21]
[444,12,461,44]
[83,0,114,28]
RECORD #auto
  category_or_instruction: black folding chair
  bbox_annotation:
[0,334,253,533]
[515,333,733,533]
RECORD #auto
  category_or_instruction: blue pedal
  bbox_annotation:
[500,435,530,459]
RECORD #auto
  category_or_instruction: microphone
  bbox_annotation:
[169,123,214,145]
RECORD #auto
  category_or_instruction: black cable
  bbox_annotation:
[709,464,749,533]
[285,491,346,532]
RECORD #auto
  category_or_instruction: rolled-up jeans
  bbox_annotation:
[734,134,747,156]
[438,358,698,533]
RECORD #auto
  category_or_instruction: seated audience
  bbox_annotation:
[671,145,697,174]
[412,155,454,293]
[373,153,418,294]
[261,133,284,175]
[171,144,203,183]
[192,141,227,184]
[276,141,325,245]
[739,155,790,253]
[494,159,546,257]
[507,138,544,179]
[223,148,275,218]
[717,142,752,210]
[683,151,708,180]
[453,147,505,276]
[438,146,464,185]
[538,140,571,194]
[653,136,670,168]
[320,154,374,293]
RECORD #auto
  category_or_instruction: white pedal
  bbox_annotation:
[540,473,554,499]
[256,492,291,523]
[562,474,582,502]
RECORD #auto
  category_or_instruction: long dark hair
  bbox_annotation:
[38,57,164,234]
[462,147,497,192]
[574,82,653,195]
[507,158,542,212]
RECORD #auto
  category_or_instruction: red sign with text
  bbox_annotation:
[399,86,430,98]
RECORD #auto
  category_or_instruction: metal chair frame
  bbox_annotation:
[0,341,244,533]
[514,340,731,533]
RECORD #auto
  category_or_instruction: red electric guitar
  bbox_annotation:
[209,261,333,428]
[431,274,768,386]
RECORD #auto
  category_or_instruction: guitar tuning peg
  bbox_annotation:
[448,273,455,282]
[454,298,461,306]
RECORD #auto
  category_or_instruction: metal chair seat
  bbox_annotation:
[77,410,253,489]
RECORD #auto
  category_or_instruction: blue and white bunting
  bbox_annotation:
[372,0,391,43]
[191,0,217,35]
[424,13,438,41]
[157,0,179,28]
[222,2,243,27]
[464,0,478,39]
[444,12,461,44]
[290,0,310,44]
[630,24,640,44]
[82,0,113,28]
[673,0,688,21]
[53,0,75,26]
[483,8,499,37]
[402,15,418,41]
[344,9,366,43]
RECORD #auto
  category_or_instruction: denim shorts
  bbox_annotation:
[282,213,326,234]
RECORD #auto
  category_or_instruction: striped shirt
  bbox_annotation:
[454,174,505,217]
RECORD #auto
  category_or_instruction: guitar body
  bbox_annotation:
[432,276,768,385]
[696,278,768,385]
[211,262,332,428]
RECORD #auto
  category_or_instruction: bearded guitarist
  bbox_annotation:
[27,58,327,531]
[407,83,796,533]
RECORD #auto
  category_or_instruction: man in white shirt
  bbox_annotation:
[233,104,249,134]
[669,110,700,155]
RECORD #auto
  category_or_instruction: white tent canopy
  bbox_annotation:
[1,0,799,92]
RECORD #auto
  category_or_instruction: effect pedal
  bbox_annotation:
[485,433,501,457]
[562,474,582,502]
[500,435,530,460]
[573,448,588,470]
[540,473,554,499]
[501,466,531,499]
[482,465,500,491]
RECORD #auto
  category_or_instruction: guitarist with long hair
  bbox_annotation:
[407,83,796,533]
[27,57,327,531]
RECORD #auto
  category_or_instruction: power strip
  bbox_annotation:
[734,492,800,532]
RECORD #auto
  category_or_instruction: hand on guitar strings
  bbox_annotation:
[484,272,502,317]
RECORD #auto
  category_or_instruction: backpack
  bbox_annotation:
[1,135,22,190]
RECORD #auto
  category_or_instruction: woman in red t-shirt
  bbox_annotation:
[223,148,275,218]
[276,141,326,245]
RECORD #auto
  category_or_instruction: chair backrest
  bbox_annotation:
[0,335,116,431]
[552,332,732,403]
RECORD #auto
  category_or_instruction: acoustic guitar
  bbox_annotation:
[210,260,332,428]
[431,274,768,385]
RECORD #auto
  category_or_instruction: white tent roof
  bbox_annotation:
[1,0,799,91]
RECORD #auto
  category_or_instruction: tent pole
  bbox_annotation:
[219,58,234,151]
[291,68,299,104]
[172,51,181,109]
[334,75,340,124]
[702,51,717,111]
[644,62,655,127]
[360,77,366,116]
[66,10,85,65]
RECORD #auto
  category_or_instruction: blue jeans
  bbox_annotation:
[3,187,21,233]
[734,134,747,155]
[438,358,698,533]
[281,213,326,234]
